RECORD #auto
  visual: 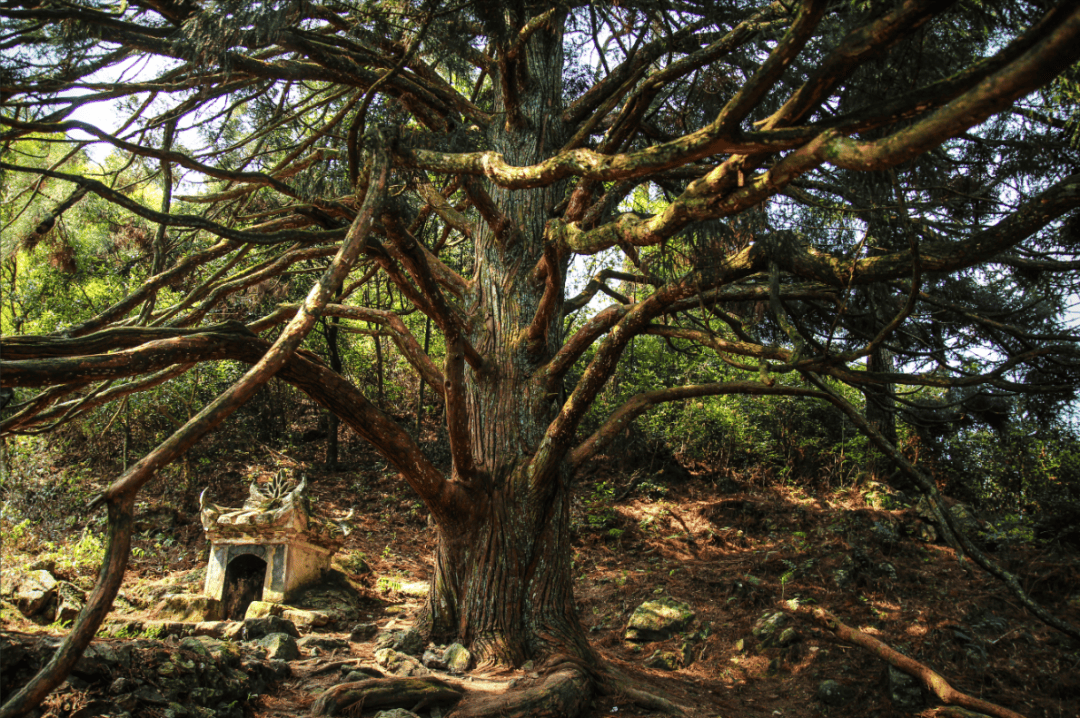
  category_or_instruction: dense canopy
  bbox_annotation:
[3,0,1080,715]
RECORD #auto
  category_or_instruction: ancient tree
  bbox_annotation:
[3,0,1080,715]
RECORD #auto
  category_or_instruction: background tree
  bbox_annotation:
[4,0,1080,715]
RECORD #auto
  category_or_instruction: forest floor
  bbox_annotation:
[2,425,1080,718]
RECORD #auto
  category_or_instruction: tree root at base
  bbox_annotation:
[447,663,591,718]
[595,665,687,716]
[309,676,464,716]
[310,654,686,718]
[800,605,1027,718]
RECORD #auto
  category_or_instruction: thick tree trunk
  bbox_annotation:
[417,14,590,668]
[421,470,591,666]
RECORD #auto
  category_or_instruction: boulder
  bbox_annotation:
[12,570,58,617]
[624,597,695,642]
[258,633,300,661]
[153,594,224,622]
[374,710,421,718]
[442,643,470,674]
[373,648,429,677]
[244,601,281,620]
[282,607,330,627]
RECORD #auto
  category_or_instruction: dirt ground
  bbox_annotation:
[3,429,1080,718]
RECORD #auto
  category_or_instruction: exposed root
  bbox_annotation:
[309,677,463,716]
[595,664,687,716]
[799,605,1028,718]
[448,663,591,718]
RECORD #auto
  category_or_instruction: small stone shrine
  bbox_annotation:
[200,470,347,619]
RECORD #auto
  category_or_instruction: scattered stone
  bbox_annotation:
[871,520,900,547]
[624,596,695,642]
[134,686,169,705]
[644,649,682,671]
[178,636,212,658]
[153,594,224,622]
[375,628,424,655]
[443,643,470,673]
[373,648,429,677]
[911,520,937,543]
[344,665,384,681]
[241,616,300,640]
[877,562,898,581]
[422,649,447,670]
[816,679,855,706]
[751,611,797,650]
[2,631,279,718]
[297,635,349,654]
[887,664,924,712]
[110,677,137,694]
[12,570,58,617]
[350,622,378,641]
[258,633,301,661]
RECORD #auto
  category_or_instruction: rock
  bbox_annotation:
[349,622,378,641]
[624,596,695,642]
[375,628,424,655]
[643,649,682,671]
[242,616,300,640]
[244,601,281,620]
[54,581,86,624]
[373,648,429,677]
[398,581,429,598]
[776,627,800,647]
[178,636,212,657]
[751,611,797,650]
[816,679,855,706]
[134,685,169,706]
[110,677,137,694]
[374,710,421,718]
[153,594,224,622]
[258,632,301,661]
[282,607,330,627]
[297,635,349,654]
[443,643,470,673]
[871,520,900,547]
[344,665,384,681]
[422,649,447,670]
[887,664,924,712]
[911,520,937,542]
[13,570,58,617]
